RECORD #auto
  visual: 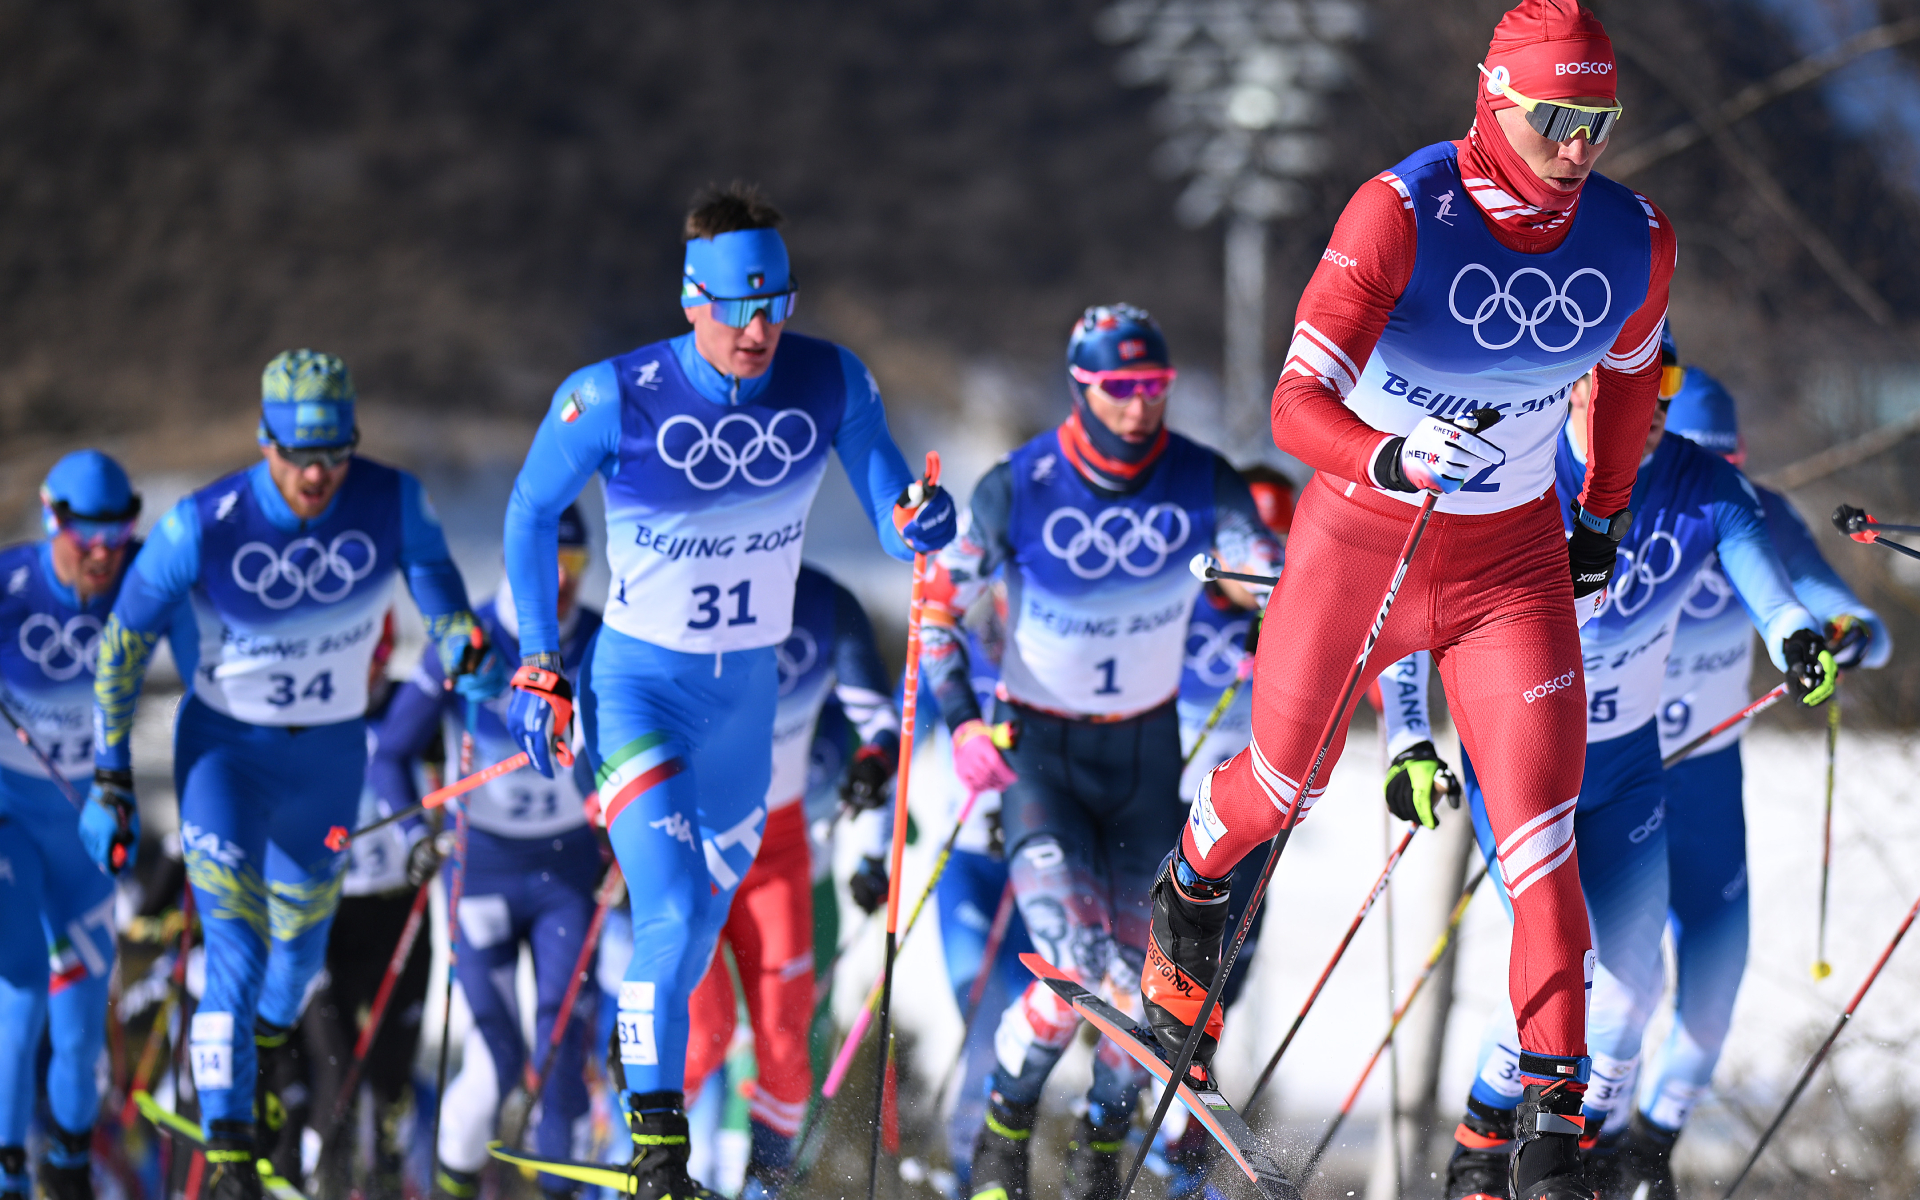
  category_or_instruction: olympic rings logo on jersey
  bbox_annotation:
[655,409,819,491]
[1680,565,1734,620]
[231,532,379,610]
[1599,530,1683,618]
[18,613,102,681]
[1185,620,1248,688]
[775,627,819,696]
[1448,263,1613,353]
[1041,504,1192,580]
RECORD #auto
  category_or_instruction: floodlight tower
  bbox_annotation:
[1096,0,1364,446]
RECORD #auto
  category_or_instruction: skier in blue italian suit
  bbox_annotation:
[0,451,190,1200]
[1586,363,1890,1196]
[499,184,955,1200]
[1430,361,1838,1200]
[86,350,500,1200]
[367,505,603,1200]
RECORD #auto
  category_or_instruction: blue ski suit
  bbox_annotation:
[95,458,475,1133]
[1637,484,1887,1134]
[502,331,918,1101]
[0,540,188,1176]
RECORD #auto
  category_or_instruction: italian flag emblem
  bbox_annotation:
[597,732,686,828]
[560,391,585,424]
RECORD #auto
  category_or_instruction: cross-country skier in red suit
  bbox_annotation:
[1139,4,1675,1198]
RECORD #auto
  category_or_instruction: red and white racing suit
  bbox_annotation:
[1185,138,1676,1062]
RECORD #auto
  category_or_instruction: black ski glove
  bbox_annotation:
[1568,505,1632,602]
[406,835,443,887]
[841,740,898,813]
[1782,628,1838,706]
[1383,741,1460,829]
[849,855,889,914]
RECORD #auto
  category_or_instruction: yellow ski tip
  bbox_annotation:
[1812,960,1833,980]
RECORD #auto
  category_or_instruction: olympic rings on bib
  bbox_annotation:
[774,626,819,696]
[18,613,102,681]
[1042,503,1192,580]
[1448,263,1613,353]
[656,409,819,491]
[1679,565,1735,620]
[1184,620,1249,689]
[1599,529,1682,618]
[232,532,378,609]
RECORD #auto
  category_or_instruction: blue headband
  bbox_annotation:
[682,228,793,305]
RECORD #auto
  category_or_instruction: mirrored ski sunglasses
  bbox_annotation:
[270,432,359,470]
[1479,65,1622,144]
[686,280,800,329]
[1070,365,1177,402]
[557,547,591,579]
[42,497,138,550]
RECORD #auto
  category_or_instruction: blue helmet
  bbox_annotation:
[1067,304,1171,377]
[259,349,357,449]
[1665,367,1743,465]
[41,450,140,543]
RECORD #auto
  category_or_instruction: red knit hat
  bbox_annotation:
[1482,0,1616,108]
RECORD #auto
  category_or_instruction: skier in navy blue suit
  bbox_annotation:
[88,351,500,1200]
[499,185,954,1200]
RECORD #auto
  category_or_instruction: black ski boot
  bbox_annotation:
[40,1125,94,1200]
[1611,1112,1678,1200]
[204,1123,265,1200]
[1443,1100,1513,1200]
[1063,1107,1130,1200]
[253,1019,305,1183]
[1511,1080,1594,1200]
[622,1093,720,1200]
[967,1093,1038,1200]
[1141,846,1231,1071]
[0,1146,25,1200]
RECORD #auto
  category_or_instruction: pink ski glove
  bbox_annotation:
[952,719,1018,794]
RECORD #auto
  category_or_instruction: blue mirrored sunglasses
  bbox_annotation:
[689,281,799,329]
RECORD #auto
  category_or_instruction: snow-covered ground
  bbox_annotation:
[848,720,1920,1192]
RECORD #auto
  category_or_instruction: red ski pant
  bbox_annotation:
[1187,474,1592,1059]
[685,801,814,1136]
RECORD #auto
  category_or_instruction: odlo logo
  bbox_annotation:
[1522,668,1578,705]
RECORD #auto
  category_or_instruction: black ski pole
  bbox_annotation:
[1722,885,1920,1198]
[1120,408,1502,1199]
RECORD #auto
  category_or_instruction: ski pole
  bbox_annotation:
[1833,503,1920,560]
[866,451,939,1200]
[1814,695,1839,980]
[428,802,469,1190]
[0,698,84,810]
[121,889,197,1128]
[1722,884,1920,1198]
[1122,408,1500,1199]
[1660,685,1787,769]
[501,863,627,1149]
[930,877,1018,1114]
[1299,866,1489,1182]
[825,785,985,1101]
[1242,826,1420,1114]
[316,874,434,1157]
[1189,554,1278,589]
[324,750,531,851]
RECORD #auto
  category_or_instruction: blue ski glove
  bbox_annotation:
[892,481,956,553]
[81,768,139,875]
[508,656,575,780]
[431,613,509,704]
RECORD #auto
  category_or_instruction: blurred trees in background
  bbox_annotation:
[8,0,1920,717]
